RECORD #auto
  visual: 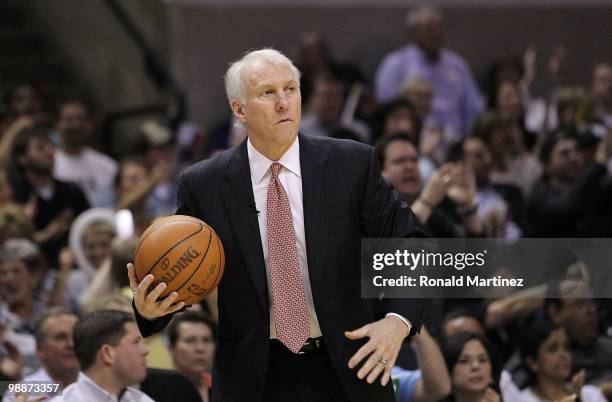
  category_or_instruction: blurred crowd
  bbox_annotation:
[0,4,611,402]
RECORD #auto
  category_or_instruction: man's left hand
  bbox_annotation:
[345,316,410,386]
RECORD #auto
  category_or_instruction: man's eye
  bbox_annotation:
[286,86,296,92]
[263,89,274,95]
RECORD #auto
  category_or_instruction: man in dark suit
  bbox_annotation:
[128,48,426,402]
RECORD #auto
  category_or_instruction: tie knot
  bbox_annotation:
[270,162,282,179]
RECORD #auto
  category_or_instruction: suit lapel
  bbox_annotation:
[299,134,332,308]
[220,141,269,314]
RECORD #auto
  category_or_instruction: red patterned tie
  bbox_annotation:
[267,162,310,353]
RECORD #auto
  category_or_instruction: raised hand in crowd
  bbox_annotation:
[0,340,23,381]
[51,247,76,307]
[447,165,484,234]
[151,159,172,183]
[482,206,509,238]
[115,159,171,212]
[412,163,461,224]
[479,387,502,402]
[33,209,73,245]
[558,369,586,402]
[447,164,477,207]
[594,130,612,164]
[0,115,37,168]
[420,126,443,164]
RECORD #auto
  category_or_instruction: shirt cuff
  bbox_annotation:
[385,313,413,330]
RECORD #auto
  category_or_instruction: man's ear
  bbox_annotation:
[230,99,246,124]
[100,344,116,366]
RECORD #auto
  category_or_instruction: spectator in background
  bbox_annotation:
[375,5,483,136]
[377,133,483,237]
[544,281,612,391]
[392,326,451,402]
[0,239,48,376]
[500,320,607,402]
[370,100,431,175]
[293,32,366,106]
[457,136,523,238]
[371,99,422,143]
[441,332,502,402]
[399,78,457,164]
[55,209,115,314]
[167,311,216,402]
[441,308,486,340]
[441,305,519,365]
[587,62,612,130]
[140,121,177,219]
[556,86,586,131]
[2,308,79,402]
[53,97,117,208]
[8,126,89,266]
[524,129,611,237]
[113,157,155,236]
[77,297,200,402]
[488,79,537,152]
[0,205,34,244]
[470,111,542,195]
[1,85,43,133]
[52,310,153,402]
[300,74,371,142]
[79,236,135,314]
[0,169,13,206]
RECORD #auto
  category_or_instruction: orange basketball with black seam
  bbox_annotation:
[134,215,225,306]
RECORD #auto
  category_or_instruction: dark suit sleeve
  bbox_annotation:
[133,173,195,338]
[360,146,428,335]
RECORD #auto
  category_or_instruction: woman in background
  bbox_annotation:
[441,332,502,402]
[500,319,606,402]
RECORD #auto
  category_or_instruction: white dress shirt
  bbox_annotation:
[247,137,323,338]
[247,137,412,340]
[2,368,53,402]
[49,372,154,402]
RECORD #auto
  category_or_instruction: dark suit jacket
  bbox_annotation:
[135,134,426,402]
[141,368,203,402]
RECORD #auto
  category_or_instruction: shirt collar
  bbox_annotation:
[79,371,129,401]
[247,136,301,184]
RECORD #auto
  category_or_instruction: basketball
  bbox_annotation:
[134,215,225,306]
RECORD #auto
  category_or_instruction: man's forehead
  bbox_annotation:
[178,321,211,334]
[44,314,77,331]
[243,61,296,86]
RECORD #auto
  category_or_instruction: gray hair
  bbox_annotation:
[224,48,301,105]
[406,5,443,31]
[0,238,42,271]
[33,307,76,345]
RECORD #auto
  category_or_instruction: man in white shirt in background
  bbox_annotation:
[51,310,153,402]
[53,98,118,208]
[2,308,79,402]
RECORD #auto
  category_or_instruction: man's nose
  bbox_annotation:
[276,93,289,112]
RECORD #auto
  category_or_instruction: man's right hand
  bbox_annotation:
[127,263,185,320]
